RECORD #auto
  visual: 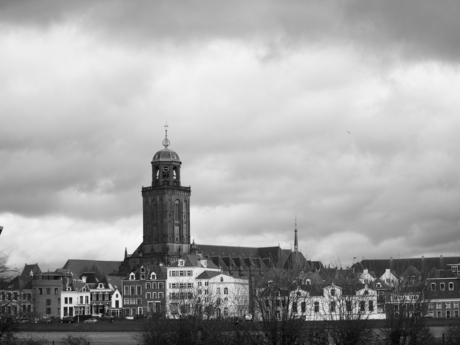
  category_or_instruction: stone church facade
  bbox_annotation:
[119,129,309,275]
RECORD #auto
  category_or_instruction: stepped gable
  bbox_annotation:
[62,259,122,278]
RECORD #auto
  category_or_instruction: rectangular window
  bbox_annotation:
[46,288,51,295]
[446,303,451,309]
[46,299,51,306]
[330,302,336,312]
[170,271,176,277]
[441,283,445,291]
[65,297,68,304]
[146,292,151,299]
[80,296,83,304]
[187,270,193,276]
[137,298,142,305]
[152,292,157,299]
[146,283,151,289]
[455,310,459,317]
[39,288,43,295]
[69,297,72,304]
[301,302,306,313]
[187,283,193,288]
[431,283,436,291]
[158,292,164,299]
[198,282,202,287]
[454,302,459,309]
[346,301,352,312]
[54,288,59,295]
[124,298,129,305]
[159,283,164,289]
[292,302,297,313]
[369,301,374,312]
[437,303,442,309]
[360,301,365,312]
[46,308,51,315]
[124,286,129,295]
[179,271,184,277]
[85,296,88,304]
[130,298,135,305]
[447,310,451,318]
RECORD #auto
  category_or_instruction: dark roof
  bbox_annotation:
[198,245,259,258]
[168,254,219,270]
[62,259,122,278]
[196,271,222,280]
[355,257,460,277]
[21,264,41,278]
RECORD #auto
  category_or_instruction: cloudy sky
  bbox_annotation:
[1,0,460,272]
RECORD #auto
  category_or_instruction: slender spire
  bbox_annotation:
[294,216,298,253]
[124,247,127,258]
[162,122,170,148]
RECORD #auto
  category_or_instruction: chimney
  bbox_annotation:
[440,255,444,269]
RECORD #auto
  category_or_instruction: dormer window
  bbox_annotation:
[150,272,157,280]
[141,274,145,280]
[178,259,185,267]
[66,287,72,291]
[376,283,381,288]
[98,283,104,289]
[129,273,135,281]
[201,260,207,268]
[306,279,311,286]
[140,266,145,273]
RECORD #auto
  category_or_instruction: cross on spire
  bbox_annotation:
[162,122,170,148]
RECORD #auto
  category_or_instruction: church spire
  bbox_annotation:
[162,122,170,148]
[294,217,298,253]
[124,247,127,258]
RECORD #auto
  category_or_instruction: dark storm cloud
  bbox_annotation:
[2,0,460,62]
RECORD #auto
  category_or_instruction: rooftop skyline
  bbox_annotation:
[1,1,460,271]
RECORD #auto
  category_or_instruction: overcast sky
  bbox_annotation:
[1,0,460,272]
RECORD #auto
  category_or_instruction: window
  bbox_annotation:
[130,298,135,305]
[446,303,451,309]
[431,283,436,291]
[224,288,228,295]
[447,310,451,318]
[65,297,68,304]
[301,302,306,313]
[54,288,59,295]
[331,289,336,296]
[449,282,454,291]
[170,271,176,277]
[455,310,459,317]
[330,302,336,312]
[137,298,142,305]
[130,286,135,295]
[364,290,369,295]
[187,283,193,288]
[346,301,352,312]
[140,266,145,273]
[440,283,445,291]
[454,302,459,309]
[436,303,442,309]
[46,288,51,295]
[158,292,164,299]
[152,292,157,299]
[124,286,129,295]
[124,298,129,305]
[220,277,224,282]
[198,282,202,287]
[360,301,365,312]
[369,301,374,312]
[306,279,311,286]
[146,283,151,289]
[376,283,381,288]
[205,282,209,287]
[146,292,151,299]
[46,308,51,315]
[136,286,142,295]
[187,271,192,276]
[46,299,51,306]
[129,273,135,280]
[80,296,83,304]
[152,283,157,289]
[179,271,184,277]
[217,288,221,294]
[292,302,297,313]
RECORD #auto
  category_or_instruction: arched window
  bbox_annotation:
[173,167,177,180]
[314,302,319,313]
[150,272,157,280]
[306,279,311,286]
[175,200,180,221]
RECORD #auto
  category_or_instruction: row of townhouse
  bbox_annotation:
[256,278,381,321]
[122,254,250,319]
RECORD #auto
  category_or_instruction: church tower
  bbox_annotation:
[141,125,191,264]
